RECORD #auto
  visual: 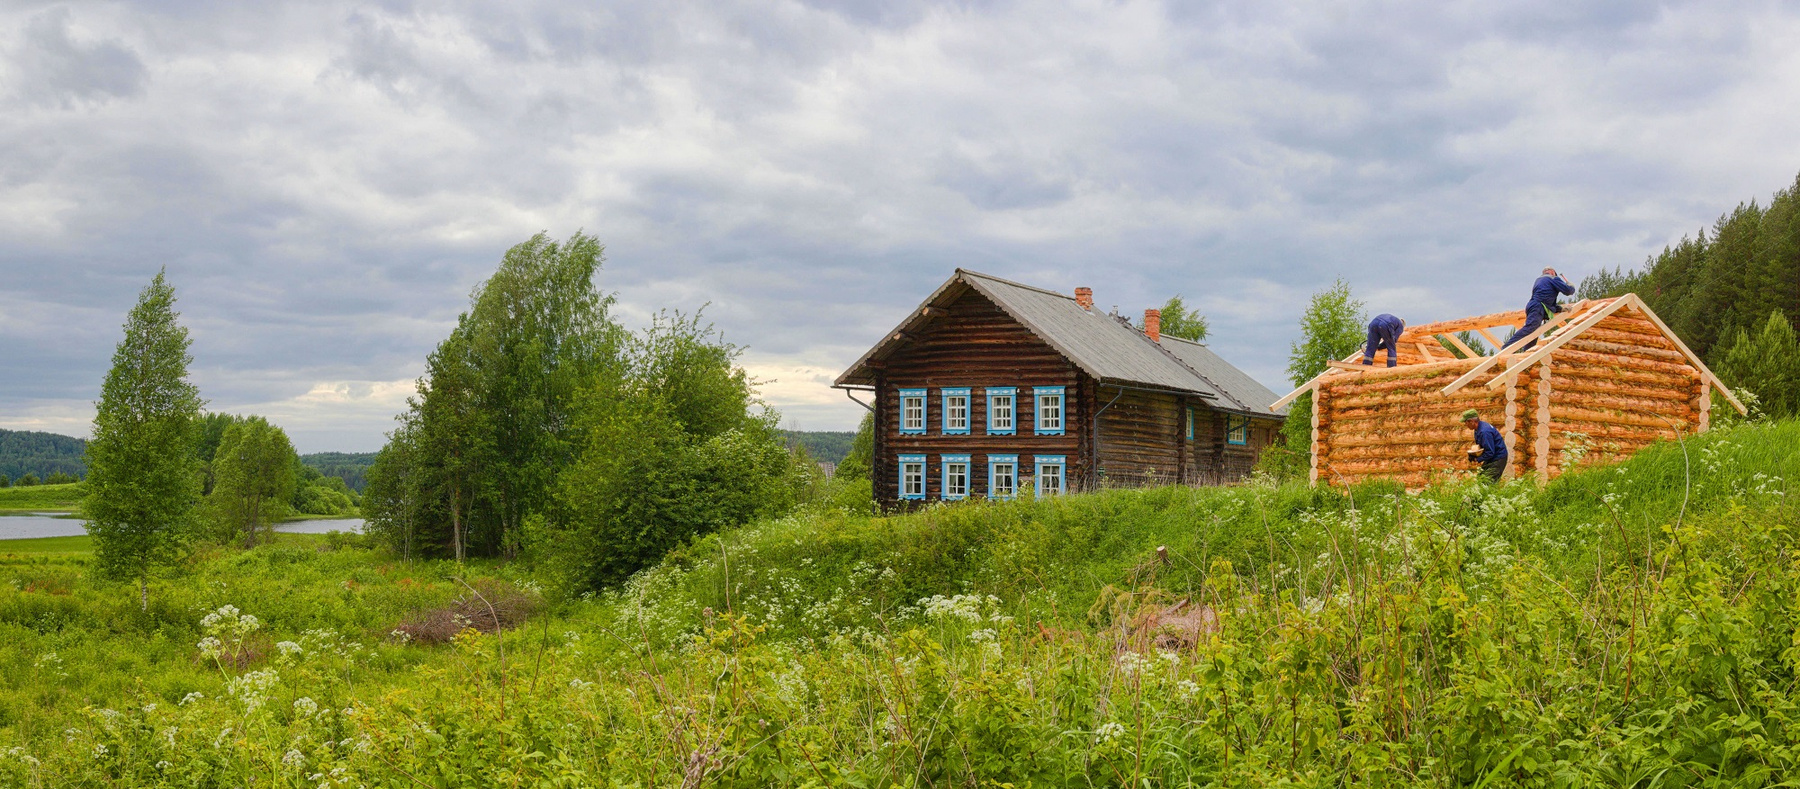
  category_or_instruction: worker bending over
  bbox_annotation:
[1462,408,1507,483]
[1502,267,1575,351]
[1362,313,1406,368]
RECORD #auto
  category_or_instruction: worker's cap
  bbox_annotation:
[1459,408,1479,422]
[1542,267,1557,275]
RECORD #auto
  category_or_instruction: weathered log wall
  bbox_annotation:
[875,286,1083,506]
[1096,388,1181,486]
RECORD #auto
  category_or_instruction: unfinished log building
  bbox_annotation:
[1273,294,1747,489]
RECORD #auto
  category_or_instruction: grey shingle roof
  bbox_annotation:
[836,269,1286,419]
[1160,336,1287,419]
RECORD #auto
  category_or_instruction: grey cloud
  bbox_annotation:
[3,0,1799,449]
[8,8,147,108]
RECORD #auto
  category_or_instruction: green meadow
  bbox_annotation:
[1,420,1797,786]
[0,483,84,513]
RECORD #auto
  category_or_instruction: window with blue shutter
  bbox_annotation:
[1033,386,1065,435]
[941,454,970,500]
[988,454,1018,500]
[986,387,1016,435]
[898,454,926,500]
[942,388,971,435]
[898,389,926,435]
[1032,455,1066,497]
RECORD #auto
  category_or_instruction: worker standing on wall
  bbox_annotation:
[1462,408,1507,483]
[1362,313,1406,368]
[1502,267,1575,351]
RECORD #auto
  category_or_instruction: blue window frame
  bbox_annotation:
[1033,386,1066,435]
[898,388,926,435]
[898,454,926,500]
[1032,455,1066,497]
[986,387,1016,435]
[1186,407,1194,441]
[941,388,971,435]
[941,454,971,500]
[1226,415,1250,446]
[988,454,1018,500]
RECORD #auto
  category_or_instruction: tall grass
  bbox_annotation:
[0,483,84,512]
[1,420,1795,786]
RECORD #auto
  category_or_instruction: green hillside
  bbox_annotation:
[2,420,1797,785]
[298,451,376,492]
[0,428,85,482]
[0,482,83,512]
[781,429,857,463]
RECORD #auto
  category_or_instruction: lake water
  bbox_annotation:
[0,513,364,541]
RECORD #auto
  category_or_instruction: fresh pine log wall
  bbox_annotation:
[1312,306,1709,488]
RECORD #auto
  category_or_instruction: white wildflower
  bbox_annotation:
[180,692,205,706]
[1095,722,1127,745]
[293,697,319,718]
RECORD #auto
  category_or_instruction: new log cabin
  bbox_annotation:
[835,269,1287,509]
[1271,293,1748,489]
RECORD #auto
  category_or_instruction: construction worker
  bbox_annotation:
[1502,267,1575,351]
[1362,313,1406,368]
[1462,408,1506,483]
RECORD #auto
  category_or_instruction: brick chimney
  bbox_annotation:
[1143,308,1161,343]
[1075,287,1093,310]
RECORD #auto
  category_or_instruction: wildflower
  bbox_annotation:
[91,743,108,759]
[1095,722,1127,746]
[282,749,306,767]
[293,697,319,718]
[277,641,304,660]
[226,669,280,713]
[1176,679,1201,700]
[180,692,205,706]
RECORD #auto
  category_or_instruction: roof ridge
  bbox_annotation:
[956,268,1079,301]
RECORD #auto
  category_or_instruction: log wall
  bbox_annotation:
[1312,308,1708,488]
[874,286,1082,507]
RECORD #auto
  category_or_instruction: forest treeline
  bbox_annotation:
[781,430,856,464]
[1581,170,1800,417]
[0,428,85,484]
[361,232,851,591]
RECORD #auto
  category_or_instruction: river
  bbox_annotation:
[0,512,364,540]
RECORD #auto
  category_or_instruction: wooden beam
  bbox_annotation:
[1503,372,1519,480]
[1269,350,1366,411]
[918,306,948,318]
[1309,387,1321,487]
[1327,360,1381,371]
[1620,298,1748,415]
[1441,332,1479,359]
[1415,341,1439,362]
[1440,299,1611,395]
[1536,361,1552,484]
[1697,380,1712,433]
[1475,327,1506,350]
[1483,296,1640,391]
[1402,308,1545,336]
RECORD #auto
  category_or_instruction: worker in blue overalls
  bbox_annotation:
[1502,267,1575,351]
[1362,313,1406,368]
[1462,408,1506,483]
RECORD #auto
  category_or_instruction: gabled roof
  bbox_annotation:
[835,269,1287,419]
[1161,336,1286,419]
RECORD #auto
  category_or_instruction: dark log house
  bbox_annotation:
[835,269,1287,508]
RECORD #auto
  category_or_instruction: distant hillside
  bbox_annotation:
[781,430,856,463]
[300,452,377,492]
[0,428,86,482]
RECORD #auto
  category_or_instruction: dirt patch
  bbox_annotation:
[1087,585,1220,653]
[393,581,540,644]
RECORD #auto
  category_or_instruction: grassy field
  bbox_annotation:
[0,483,83,512]
[1,421,1796,786]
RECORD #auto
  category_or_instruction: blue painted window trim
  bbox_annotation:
[1033,454,1066,497]
[898,388,926,435]
[1185,407,1194,441]
[898,454,926,500]
[1033,386,1066,435]
[1226,415,1250,446]
[987,454,1019,500]
[941,388,971,435]
[941,454,971,500]
[986,387,1017,435]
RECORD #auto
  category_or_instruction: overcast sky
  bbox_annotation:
[3,1,1798,452]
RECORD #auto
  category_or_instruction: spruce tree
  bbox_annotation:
[84,271,204,610]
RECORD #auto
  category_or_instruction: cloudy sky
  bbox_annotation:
[3,1,1799,452]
